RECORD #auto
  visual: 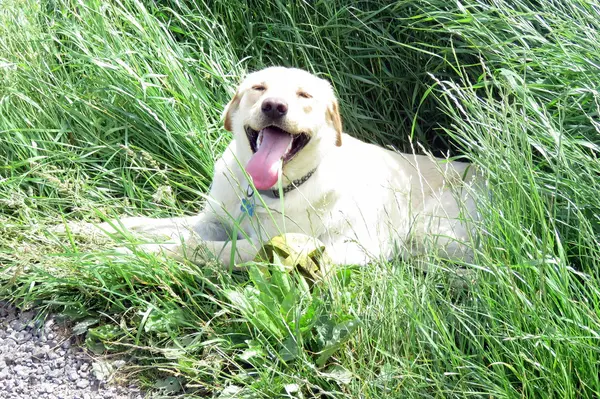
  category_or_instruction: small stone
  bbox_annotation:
[28,374,41,385]
[20,310,36,324]
[33,346,49,359]
[4,378,14,390]
[113,360,126,368]
[11,320,26,332]
[14,365,29,377]
[19,332,31,343]
[44,319,55,330]
[49,368,63,378]
[40,382,54,393]
[76,379,90,389]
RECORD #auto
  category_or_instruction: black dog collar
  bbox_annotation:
[257,168,316,199]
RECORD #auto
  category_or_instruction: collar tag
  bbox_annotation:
[240,185,255,217]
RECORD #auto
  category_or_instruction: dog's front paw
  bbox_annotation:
[115,242,178,256]
[47,221,116,246]
[49,221,87,234]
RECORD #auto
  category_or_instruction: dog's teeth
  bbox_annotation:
[256,132,263,149]
[285,137,293,155]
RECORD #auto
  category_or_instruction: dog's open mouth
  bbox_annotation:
[244,126,310,190]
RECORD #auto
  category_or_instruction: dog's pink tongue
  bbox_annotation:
[245,127,293,190]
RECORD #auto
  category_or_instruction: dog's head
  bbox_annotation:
[223,67,342,190]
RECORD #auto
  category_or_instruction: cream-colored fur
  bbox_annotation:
[72,67,479,267]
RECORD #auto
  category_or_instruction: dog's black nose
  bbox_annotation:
[261,97,288,119]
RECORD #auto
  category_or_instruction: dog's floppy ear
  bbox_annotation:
[327,99,343,146]
[223,91,241,132]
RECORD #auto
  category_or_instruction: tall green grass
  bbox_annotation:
[1,0,599,397]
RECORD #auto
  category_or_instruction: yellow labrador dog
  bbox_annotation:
[72,67,479,266]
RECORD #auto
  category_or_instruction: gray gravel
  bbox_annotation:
[0,301,144,399]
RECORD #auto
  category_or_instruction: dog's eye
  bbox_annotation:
[252,85,266,92]
[298,91,312,99]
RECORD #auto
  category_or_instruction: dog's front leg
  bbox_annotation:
[99,212,260,267]
[133,235,260,269]
[93,211,230,241]
[109,214,262,266]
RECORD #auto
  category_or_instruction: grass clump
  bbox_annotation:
[2,0,600,397]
